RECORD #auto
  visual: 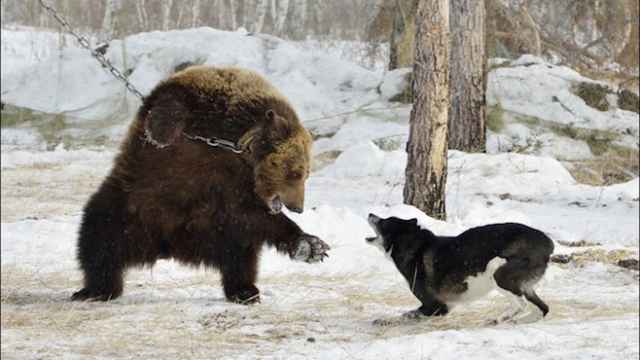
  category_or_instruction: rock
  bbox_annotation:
[617,259,639,271]
[618,89,639,114]
[573,82,612,112]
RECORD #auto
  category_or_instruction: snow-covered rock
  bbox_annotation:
[487,55,639,150]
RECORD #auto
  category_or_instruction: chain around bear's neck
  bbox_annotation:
[183,133,244,154]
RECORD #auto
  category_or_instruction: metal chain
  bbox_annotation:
[38,0,247,154]
[183,133,244,154]
[38,0,145,100]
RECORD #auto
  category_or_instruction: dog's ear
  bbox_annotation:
[408,218,418,226]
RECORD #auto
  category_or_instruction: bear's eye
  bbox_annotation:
[289,171,303,180]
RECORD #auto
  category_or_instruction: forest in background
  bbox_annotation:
[2,0,638,87]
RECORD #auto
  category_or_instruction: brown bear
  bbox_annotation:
[71,66,330,304]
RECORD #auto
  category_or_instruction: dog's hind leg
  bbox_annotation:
[523,287,549,316]
[494,258,548,324]
[493,257,527,296]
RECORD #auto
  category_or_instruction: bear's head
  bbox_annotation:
[239,109,312,215]
[141,94,312,215]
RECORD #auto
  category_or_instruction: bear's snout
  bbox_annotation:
[288,206,303,214]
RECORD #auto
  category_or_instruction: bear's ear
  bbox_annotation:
[142,96,187,148]
[264,109,291,138]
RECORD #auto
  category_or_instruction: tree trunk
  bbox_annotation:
[101,0,116,41]
[228,0,238,29]
[389,0,418,70]
[162,0,173,31]
[404,0,449,220]
[136,0,148,31]
[191,0,201,28]
[273,0,290,35]
[448,0,486,152]
[254,0,269,33]
[286,0,307,39]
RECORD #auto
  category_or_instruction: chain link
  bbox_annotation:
[183,133,244,154]
[38,0,145,100]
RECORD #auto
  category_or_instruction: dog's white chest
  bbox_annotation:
[449,257,506,305]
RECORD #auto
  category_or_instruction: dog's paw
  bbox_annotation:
[291,234,330,263]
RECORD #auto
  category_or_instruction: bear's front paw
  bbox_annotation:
[402,309,426,319]
[291,234,330,263]
[71,288,118,302]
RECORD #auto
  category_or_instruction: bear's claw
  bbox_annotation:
[292,234,330,263]
[71,288,116,302]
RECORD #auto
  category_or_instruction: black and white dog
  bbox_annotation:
[366,214,554,323]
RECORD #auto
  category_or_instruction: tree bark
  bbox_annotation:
[389,0,418,70]
[448,0,486,152]
[404,0,449,220]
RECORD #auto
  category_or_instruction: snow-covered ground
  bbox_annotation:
[1,27,639,359]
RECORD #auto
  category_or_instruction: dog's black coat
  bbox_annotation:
[367,214,554,318]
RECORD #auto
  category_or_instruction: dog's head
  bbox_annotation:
[366,213,420,257]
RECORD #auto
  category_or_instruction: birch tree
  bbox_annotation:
[287,0,307,39]
[404,0,449,220]
[191,0,200,28]
[272,0,290,35]
[162,0,173,31]
[136,0,148,31]
[101,0,116,41]
[254,0,269,33]
[448,0,486,152]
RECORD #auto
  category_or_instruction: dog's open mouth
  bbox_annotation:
[365,236,377,243]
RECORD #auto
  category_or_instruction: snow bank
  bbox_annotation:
[318,142,406,178]
[1,27,380,125]
[603,178,640,201]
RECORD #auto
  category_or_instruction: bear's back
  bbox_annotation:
[169,66,295,120]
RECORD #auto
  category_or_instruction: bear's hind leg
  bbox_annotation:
[72,186,127,301]
[220,244,260,304]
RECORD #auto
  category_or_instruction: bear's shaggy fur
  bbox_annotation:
[71,66,329,303]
